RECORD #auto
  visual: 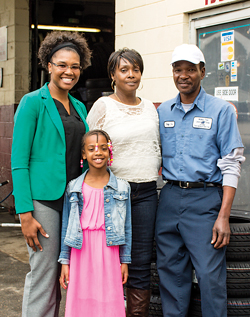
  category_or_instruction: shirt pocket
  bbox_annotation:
[189,133,211,159]
[161,133,176,158]
[112,192,128,233]
[69,193,79,205]
[113,193,128,216]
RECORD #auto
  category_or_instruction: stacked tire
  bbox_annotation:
[149,219,250,316]
[188,220,250,316]
[149,241,163,316]
[78,78,113,112]
[149,184,164,316]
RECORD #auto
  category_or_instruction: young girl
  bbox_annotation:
[58,129,132,317]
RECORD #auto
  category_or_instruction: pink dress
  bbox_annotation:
[65,182,126,317]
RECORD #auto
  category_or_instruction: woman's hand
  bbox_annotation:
[20,212,49,252]
[121,263,128,284]
[60,264,70,289]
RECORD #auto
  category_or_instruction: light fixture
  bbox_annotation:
[31,24,101,33]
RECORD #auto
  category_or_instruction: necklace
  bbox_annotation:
[114,93,139,105]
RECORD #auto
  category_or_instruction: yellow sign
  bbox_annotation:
[221,30,234,62]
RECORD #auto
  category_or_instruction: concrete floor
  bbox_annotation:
[0,210,66,317]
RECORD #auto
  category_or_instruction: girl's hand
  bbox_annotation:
[60,264,70,289]
[121,263,128,284]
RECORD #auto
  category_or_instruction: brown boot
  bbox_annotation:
[126,288,151,317]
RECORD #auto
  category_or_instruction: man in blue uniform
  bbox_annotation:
[156,44,245,317]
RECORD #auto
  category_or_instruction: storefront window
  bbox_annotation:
[198,19,250,212]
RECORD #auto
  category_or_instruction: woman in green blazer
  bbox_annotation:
[11,31,91,317]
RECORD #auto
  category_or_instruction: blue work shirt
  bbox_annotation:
[157,87,243,183]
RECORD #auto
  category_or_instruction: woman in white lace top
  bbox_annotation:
[87,48,161,317]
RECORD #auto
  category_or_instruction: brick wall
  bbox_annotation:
[0,104,16,207]
[0,0,29,209]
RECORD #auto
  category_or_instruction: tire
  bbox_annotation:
[188,297,202,317]
[86,88,113,102]
[227,223,250,261]
[227,298,250,316]
[85,101,94,112]
[86,88,103,102]
[230,223,250,244]
[149,295,163,317]
[85,78,111,89]
[150,262,160,295]
[188,293,250,316]
[191,262,250,298]
[227,262,250,297]
[152,239,157,263]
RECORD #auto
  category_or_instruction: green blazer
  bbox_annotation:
[11,83,89,214]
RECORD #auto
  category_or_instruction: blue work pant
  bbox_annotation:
[126,181,158,290]
[155,183,227,317]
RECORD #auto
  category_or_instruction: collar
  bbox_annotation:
[40,82,52,99]
[171,86,206,112]
[67,168,118,194]
[41,83,78,105]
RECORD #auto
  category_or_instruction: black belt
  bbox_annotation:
[166,180,222,189]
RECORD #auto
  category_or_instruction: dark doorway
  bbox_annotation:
[30,0,115,106]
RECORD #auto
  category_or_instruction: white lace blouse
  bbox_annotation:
[86,97,162,183]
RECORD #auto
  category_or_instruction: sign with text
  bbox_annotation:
[205,0,224,5]
[214,86,238,101]
[0,26,7,62]
[221,30,234,62]
[231,61,237,82]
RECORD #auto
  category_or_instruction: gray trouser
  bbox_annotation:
[22,201,61,317]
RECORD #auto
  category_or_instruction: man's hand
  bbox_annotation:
[211,186,236,249]
[20,212,49,252]
[211,215,230,249]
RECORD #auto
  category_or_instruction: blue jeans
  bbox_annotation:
[126,181,158,290]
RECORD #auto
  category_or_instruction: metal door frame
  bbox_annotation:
[188,1,250,219]
[189,1,250,44]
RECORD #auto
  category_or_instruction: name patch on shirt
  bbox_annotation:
[164,121,175,128]
[193,117,212,130]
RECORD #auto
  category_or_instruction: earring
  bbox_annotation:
[80,159,83,168]
[138,82,143,91]
[111,80,115,90]
[49,71,51,74]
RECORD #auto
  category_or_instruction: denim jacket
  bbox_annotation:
[58,169,132,265]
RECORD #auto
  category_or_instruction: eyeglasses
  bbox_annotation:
[50,62,82,71]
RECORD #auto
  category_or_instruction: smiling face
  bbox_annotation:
[48,48,81,92]
[172,60,205,104]
[82,134,110,171]
[111,58,141,93]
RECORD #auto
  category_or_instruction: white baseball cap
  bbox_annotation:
[171,44,206,65]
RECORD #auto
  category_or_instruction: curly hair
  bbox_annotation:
[38,31,91,71]
[107,48,144,81]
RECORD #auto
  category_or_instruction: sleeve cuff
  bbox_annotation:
[119,255,131,264]
[58,258,70,265]
[222,174,238,188]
